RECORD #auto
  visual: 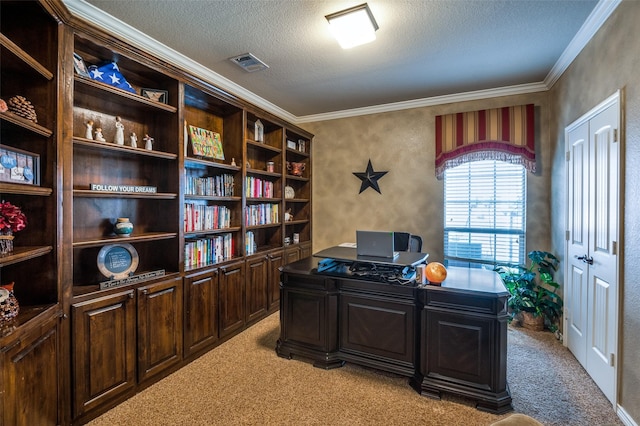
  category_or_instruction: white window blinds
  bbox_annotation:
[444,160,526,268]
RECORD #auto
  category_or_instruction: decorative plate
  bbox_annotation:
[285,185,295,199]
[97,243,139,279]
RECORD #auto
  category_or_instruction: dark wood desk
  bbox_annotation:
[276,257,513,414]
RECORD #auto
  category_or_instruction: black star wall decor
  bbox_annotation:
[353,159,388,194]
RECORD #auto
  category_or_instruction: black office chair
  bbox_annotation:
[393,232,411,251]
[408,235,422,252]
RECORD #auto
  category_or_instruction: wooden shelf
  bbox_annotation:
[0,32,54,80]
[0,246,53,268]
[246,168,282,178]
[285,198,310,203]
[0,304,60,340]
[184,156,240,171]
[74,76,178,113]
[73,137,177,160]
[184,195,241,202]
[286,175,310,182]
[184,227,241,237]
[73,232,177,248]
[72,271,181,298]
[73,189,177,199]
[246,197,282,203]
[0,182,53,196]
[285,220,310,226]
[286,147,310,158]
[246,139,282,153]
[246,223,281,231]
[0,111,53,137]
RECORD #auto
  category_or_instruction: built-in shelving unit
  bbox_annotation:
[0,2,62,424]
[1,1,314,424]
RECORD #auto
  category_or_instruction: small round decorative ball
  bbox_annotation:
[425,262,447,284]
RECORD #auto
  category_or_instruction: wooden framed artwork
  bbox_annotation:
[73,52,90,77]
[187,124,225,160]
[0,144,40,186]
[141,88,168,104]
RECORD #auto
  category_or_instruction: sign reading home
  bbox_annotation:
[90,183,157,193]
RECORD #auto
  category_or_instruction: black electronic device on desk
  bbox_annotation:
[313,246,428,267]
[313,246,428,285]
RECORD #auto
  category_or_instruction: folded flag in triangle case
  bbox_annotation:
[88,62,136,94]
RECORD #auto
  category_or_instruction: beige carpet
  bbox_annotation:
[88,312,622,426]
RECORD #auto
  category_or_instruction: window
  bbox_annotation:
[444,160,526,269]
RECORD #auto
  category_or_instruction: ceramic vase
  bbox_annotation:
[114,217,134,237]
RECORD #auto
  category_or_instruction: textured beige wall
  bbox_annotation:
[549,0,640,420]
[302,92,550,263]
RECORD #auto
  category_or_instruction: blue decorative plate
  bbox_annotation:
[97,243,139,279]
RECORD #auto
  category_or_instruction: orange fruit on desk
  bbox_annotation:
[425,262,447,284]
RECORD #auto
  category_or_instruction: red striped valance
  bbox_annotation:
[435,104,535,179]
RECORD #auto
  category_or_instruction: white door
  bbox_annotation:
[565,92,620,405]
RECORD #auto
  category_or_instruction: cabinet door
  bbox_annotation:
[137,277,183,383]
[72,291,136,418]
[218,260,245,338]
[300,242,312,259]
[184,269,219,357]
[1,316,60,426]
[268,249,285,311]
[285,246,300,264]
[246,256,269,323]
[340,293,415,374]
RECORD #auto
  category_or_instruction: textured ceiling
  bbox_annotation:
[74,0,600,119]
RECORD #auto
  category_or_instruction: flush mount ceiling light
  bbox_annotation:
[325,3,379,49]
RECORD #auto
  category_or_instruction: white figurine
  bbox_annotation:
[143,134,154,150]
[94,127,106,142]
[114,116,124,145]
[130,132,137,148]
[85,120,94,140]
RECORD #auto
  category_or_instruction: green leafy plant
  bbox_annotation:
[495,250,564,332]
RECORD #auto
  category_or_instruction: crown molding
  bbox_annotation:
[62,0,297,124]
[295,82,548,123]
[64,0,619,126]
[544,0,621,88]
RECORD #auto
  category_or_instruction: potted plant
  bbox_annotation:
[495,251,564,332]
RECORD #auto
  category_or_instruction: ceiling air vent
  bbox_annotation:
[229,53,269,72]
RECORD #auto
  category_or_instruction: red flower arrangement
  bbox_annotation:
[0,201,27,234]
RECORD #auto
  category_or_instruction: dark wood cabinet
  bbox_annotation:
[339,280,416,376]
[245,254,269,324]
[71,290,136,419]
[412,278,512,414]
[1,314,60,426]
[137,277,183,383]
[267,249,285,312]
[218,260,246,339]
[183,269,219,357]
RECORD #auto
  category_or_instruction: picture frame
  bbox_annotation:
[298,139,306,153]
[73,52,90,77]
[0,144,40,186]
[141,88,168,104]
[286,139,297,150]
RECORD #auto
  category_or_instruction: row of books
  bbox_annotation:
[245,203,279,226]
[184,203,231,232]
[184,233,234,268]
[246,231,257,256]
[245,176,275,198]
[185,173,234,197]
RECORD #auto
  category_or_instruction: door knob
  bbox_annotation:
[577,254,594,265]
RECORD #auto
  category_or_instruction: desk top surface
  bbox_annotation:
[313,246,429,266]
